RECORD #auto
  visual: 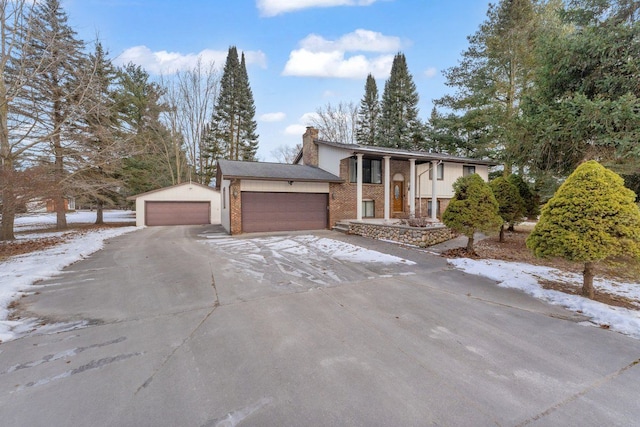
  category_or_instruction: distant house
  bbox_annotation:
[217,127,496,235]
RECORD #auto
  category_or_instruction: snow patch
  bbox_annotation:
[448,258,640,339]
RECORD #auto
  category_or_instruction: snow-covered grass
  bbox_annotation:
[14,209,135,233]
[448,257,640,340]
[0,211,137,342]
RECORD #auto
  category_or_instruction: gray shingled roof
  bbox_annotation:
[217,159,343,182]
[314,139,498,166]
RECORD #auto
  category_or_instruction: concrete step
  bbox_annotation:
[332,222,350,233]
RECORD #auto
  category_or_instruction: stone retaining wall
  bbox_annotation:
[348,222,455,247]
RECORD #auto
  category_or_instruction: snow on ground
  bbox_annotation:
[209,234,416,265]
[448,257,640,340]
[0,211,137,342]
[14,209,135,233]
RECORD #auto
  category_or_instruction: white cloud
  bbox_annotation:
[283,49,394,79]
[424,67,438,78]
[284,124,309,136]
[115,45,267,75]
[283,29,402,79]
[300,29,401,53]
[257,0,381,17]
[260,112,286,122]
[284,112,321,136]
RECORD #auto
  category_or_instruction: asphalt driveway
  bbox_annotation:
[1,225,639,426]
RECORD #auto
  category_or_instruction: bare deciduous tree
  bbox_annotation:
[160,59,220,184]
[271,143,301,164]
[309,101,358,144]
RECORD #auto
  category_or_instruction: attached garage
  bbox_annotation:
[216,159,342,235]
[241,192,328,233]
[127,182,221,227]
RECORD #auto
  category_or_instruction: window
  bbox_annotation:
[349,158,382,184]
[362,200,375,218]
[429,163,444,180]
[463,165,476,177]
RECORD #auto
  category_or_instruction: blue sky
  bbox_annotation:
[64,0,492,161]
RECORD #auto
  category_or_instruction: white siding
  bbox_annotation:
[133,183,221,227]
[241,180,329,193]
[318,144,351,176]
[221,179,231,233]
[416,162,489,198]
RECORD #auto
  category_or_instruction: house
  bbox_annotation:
[127,182,221,227]
[217,127,496,235]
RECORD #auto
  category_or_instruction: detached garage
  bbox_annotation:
[216,160,342,235]
[127,182,221,227]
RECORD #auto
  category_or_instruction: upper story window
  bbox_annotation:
[463,165,476,177]
[349,157,382,184]
[429,163,444,180]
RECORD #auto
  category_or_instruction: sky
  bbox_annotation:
[62,0,494,161]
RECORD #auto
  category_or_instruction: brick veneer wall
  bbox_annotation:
[328,157,413,227]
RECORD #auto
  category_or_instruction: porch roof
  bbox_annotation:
[315,139,498,166]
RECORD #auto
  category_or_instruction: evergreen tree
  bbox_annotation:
[206,46,259,166]
[521,0,640,179]
[73,42,124,224]
[237,53,258,161]
[356,74,379,146]
[490,176,525,242]
[442,174,502,253]
[116,63,178,196]
[26,0,87,230]
[526,161,640,299]
[378,53,422,150]
[436,0,539,171]
[507,174,540,220]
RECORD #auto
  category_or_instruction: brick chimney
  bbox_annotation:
[302,126,319,167]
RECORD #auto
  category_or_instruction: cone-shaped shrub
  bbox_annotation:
[443,174,502,252]
[526,161,640,299]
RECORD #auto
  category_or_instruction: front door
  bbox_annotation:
[393,181,404,212]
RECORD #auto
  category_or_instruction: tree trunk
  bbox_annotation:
[1,171,16,241]
[582,261,595,299]
[95,199,104,225]
[466,234,475,253]
[499,224,505,243]
[507,223,515,232]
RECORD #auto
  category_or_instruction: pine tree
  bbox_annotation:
[490,176,524,242]
[379,53,422,150]
[116,63,177,195]
[436,0,539,171]
[526,161,640,299]
[442,174,502,253]
[356,74,379,146]
[237,53,258,161]
[207,46,259,164]
[74,42,124,224]
[25,0,87,230]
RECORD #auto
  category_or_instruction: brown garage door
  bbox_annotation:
[145,201,210,226]
[241,192,328,233]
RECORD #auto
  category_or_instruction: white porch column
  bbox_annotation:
[409,158,416,218]
[356,153,363,221]
[431,160,438,221]
[383,156,391,221]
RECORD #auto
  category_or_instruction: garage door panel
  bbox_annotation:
[241,192,327,233]
[146,201,210,226]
